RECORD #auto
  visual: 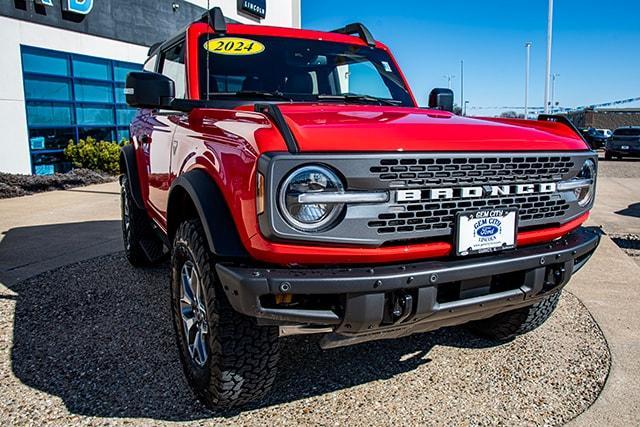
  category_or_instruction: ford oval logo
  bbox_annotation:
[477,225,499,237]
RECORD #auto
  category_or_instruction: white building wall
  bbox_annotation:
[0,16,149,174]
[184,0,301,28]
[0,1,300,174]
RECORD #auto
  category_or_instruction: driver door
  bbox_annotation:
[143,39,187,225]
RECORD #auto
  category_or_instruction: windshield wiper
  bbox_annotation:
[317,94,403,106]
[207,91,292,101]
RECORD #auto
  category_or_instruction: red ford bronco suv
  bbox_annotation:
[120,7,600,409]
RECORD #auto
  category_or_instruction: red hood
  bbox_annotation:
[270,104,587,152]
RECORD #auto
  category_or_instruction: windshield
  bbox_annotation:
[198,35,414,106]
[614,128,640,136]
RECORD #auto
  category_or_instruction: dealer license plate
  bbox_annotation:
[621,145,630,150]
[456,209,518,256]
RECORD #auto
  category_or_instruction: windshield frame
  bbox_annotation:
[194,30,417,107]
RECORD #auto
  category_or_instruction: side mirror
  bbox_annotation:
[125,72,175,109]
[428,88,454,112]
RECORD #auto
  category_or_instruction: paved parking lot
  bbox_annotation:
[0,154,638,425]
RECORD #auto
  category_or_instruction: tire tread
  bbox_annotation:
[469,292,561,341]
[121,174,155,267]
[172,219,279,409]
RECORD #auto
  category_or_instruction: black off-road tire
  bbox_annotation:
[120,174,155,267]
[468,291,561,341]
[170,219,280,409]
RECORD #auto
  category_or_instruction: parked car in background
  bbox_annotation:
[581,127,610,149]
[597,129,613,139]
[605,127,640,160]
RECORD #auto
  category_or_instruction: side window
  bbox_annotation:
[143,54,158,72]
[336,62,392,99]
[159,41,186,98]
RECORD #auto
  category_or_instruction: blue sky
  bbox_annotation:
[302,1,640,116]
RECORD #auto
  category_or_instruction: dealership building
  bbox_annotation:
[0,0,301,175]
[564,108,640,131]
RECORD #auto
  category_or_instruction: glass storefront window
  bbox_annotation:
[28,128,76,151]
[22,49,70,77]
[22,46,141,174]
[115,83,127,104]
[116,108,137,126]
[78,127,115,143]
[114,63,140,82]
[26,103,74,127]
[74,81,114,103]
[117,128,131,142]
[31,151,70,175]
[24,76,72,101]
[76,105,115,126]
[72,56,112,80]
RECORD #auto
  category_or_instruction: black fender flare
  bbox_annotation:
[167,169,248,259]
[119,145,145,210]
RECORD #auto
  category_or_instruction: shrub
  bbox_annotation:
[64,137,127,175]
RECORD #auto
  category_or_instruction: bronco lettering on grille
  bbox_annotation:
[396,183,557,202]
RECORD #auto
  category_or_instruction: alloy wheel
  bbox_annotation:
[179,260,209,367]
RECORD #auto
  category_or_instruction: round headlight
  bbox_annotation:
[576,159,596,207]
[278,165,345,232]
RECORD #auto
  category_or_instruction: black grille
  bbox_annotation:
[367,155,576,236]
[369,155,575,188]
[261,151,594,247]
[368,194,570,235]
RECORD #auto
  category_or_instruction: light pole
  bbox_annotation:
[524,42,532,119]
[551,73,560,113]
[443,74,455,89]
[460,60,464,114]
[544,0,554,114]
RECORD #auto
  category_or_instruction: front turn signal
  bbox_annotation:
[256,172,265,215]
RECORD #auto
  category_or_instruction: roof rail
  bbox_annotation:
[331,23,376,47]
[200,6,227,34]
[148,41,163,56]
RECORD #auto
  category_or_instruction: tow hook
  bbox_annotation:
[545,261,573,291]
[385,292,414,325]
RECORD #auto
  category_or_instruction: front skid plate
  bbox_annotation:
[215,227,601,347]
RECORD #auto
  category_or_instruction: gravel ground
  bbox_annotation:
[0,169,115,199]
[596,153,640,178]
[610,234,640,267]
[598,153,640,265]
[0,253,610,426]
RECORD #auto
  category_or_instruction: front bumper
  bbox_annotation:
[216,227,600,348]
